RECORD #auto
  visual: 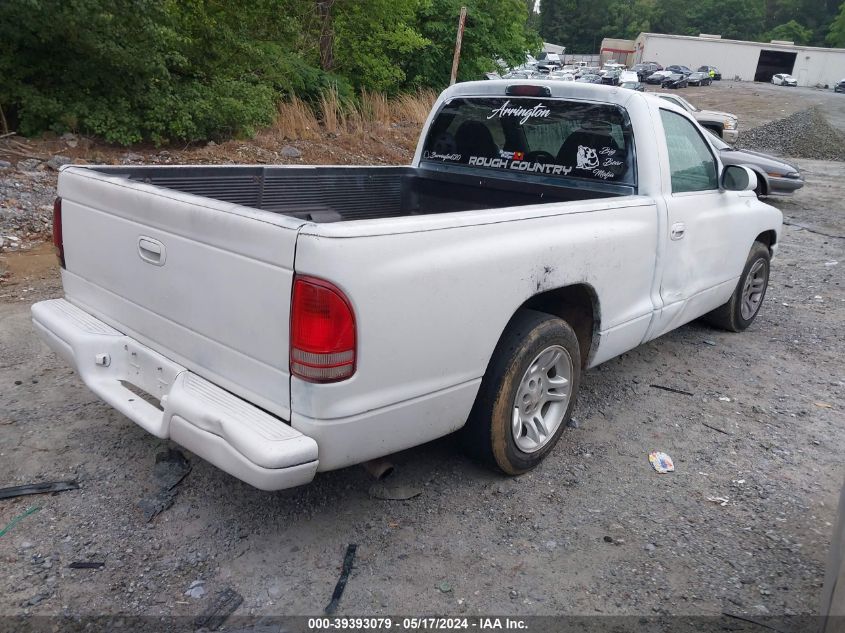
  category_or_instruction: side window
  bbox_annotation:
[660,109,718,193]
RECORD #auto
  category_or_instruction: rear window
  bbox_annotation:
[421,97,635,185]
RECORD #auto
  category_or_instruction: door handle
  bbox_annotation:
[138,236,166,266]
[670,222,686,240]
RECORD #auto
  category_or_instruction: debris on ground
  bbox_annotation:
[702,421,731,436]
[0,480,79,499]
[368,481,423,501]
[650,384,694,396]
[325,544,358,615]
[185,579,207,599]
[437,580,452,593]
[648,451,675,474]
[0,506,40,537]
[194,587,243,631]
[707,496,731,506]
[137,449,191,522]
[68,561,105,569]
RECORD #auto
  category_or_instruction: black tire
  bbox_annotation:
[462,310,581,475]
[703,241,771,332]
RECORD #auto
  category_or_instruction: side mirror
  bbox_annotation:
[722,164,757,192]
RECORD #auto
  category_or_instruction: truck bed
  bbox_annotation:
[89,165,622,223]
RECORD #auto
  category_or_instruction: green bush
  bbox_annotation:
[0,0,537,144]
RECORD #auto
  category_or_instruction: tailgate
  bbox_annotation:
[57,166,305,419]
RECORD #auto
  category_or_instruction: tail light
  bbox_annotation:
[290,275,356,382]
[52,197,65,268]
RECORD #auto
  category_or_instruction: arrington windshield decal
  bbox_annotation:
[486,100,551,125]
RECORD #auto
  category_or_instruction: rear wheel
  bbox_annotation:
[703,241,770,332]
[462,310,581,475]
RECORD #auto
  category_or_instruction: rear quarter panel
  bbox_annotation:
[292,197,659,423]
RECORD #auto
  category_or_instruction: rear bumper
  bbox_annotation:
[31,298,319,490]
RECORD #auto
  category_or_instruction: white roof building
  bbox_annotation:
[633,32,845,87]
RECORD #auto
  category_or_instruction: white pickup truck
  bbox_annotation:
[33,81,781,490]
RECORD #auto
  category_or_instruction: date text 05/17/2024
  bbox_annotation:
[307,617,528,630]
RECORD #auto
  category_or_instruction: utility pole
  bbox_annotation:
[449,6,468,85]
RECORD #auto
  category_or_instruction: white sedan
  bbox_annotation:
[772,73,798,86]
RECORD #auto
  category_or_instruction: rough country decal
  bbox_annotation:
[576,146,599,170]
[468,156,572,176]
[423,151,461,161]
[487,101,551,125]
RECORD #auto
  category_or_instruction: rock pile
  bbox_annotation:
[736,107,845,161]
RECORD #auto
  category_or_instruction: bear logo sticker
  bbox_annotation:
[576,146,599,170]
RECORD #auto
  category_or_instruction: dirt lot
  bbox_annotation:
[1,81,844,623]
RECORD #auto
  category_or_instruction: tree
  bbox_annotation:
[828,0,845,45]
[767,19,814,43]
[332,0,428,92]
[684,0,766,40]
[406,0,540,86]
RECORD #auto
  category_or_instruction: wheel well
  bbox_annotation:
[520,284,599,367]
[756,229,777,251]
[703,124,723,136]
[751,169,768,194]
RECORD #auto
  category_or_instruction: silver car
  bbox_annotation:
[705,129,803,197]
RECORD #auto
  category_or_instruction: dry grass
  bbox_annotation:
[273,87,438,141]
[390,89,438,125]
[361,89,391,126]
[273,96,319,140]
[319,85,346,134]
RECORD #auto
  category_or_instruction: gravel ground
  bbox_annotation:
[736,108,845,161]
[0,82,843,624]
[0,166,56,255]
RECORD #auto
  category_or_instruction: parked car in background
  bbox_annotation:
[655,92,739,142]
[536,52,563,72]
[549,71,575,81]
[602,62,626,73]
[576,73,603,83]
[697,65,722,80]
[632,62,661,81]
[619,80,645,92]
[503,70,533,80]
[772,73,798,86]
[835,79,845,93]
[666,65,692,75]
[661,73,689,89]
[704,129,803,197]
[687,71,712,86]
[646,70,672,84]
[601,69,622,85]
